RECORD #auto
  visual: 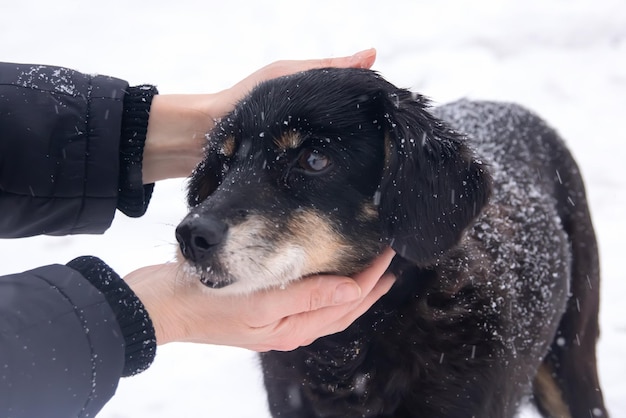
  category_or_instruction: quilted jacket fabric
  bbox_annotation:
[0,62,158,417]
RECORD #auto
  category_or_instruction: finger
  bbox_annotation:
[244,275,361,328]
[351,247,396,295]
[262,273,396,351]
[317,48,377,69]
[223,49,378,114]
[303,246,395,309]
[246,247,394,327]
[259,48,377,81]
[327,272,396,333]
[281,48,377,75]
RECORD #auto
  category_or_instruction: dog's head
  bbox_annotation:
[176,68,490,294]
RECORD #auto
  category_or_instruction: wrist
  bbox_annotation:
[123,263,188,346]
[143,94,219,183]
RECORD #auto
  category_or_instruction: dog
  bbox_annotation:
[175,68,607,418]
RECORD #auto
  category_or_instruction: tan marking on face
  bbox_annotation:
[357,200,379,223]
[274,131,304,151]
[178,210,354,295]
[285,209,352,275]
[221,136,237,157]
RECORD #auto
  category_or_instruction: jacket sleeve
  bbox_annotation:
[0,62,157,238]
[0,258,156,418]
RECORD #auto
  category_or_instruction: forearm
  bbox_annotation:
[0,62,159,234]
[0,266,127,417]
[0,62,128,236]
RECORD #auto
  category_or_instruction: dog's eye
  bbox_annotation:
[298,149,331,173]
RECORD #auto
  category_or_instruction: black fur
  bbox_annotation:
[178,68,607,417]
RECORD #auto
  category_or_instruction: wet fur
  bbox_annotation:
[177,68,607,417]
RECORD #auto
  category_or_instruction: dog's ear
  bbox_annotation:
[378,90,491,265]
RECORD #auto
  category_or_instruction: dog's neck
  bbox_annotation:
[300,262,432,376]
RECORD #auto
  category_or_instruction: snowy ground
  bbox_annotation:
[1,0,624,416]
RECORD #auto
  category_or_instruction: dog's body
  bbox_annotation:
[176,68,607,417]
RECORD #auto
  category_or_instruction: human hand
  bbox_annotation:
[142,49,377,184]
[125,247,395,351]
[214,48,377,117]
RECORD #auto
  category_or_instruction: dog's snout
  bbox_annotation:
[176,214,228,263]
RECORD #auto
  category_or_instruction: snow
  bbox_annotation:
[1,0,624,416]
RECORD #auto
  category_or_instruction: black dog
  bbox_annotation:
[176,68,607,418]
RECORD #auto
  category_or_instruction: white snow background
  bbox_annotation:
[1,0,624,416]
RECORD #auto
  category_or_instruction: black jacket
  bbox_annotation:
[0,62,158,417]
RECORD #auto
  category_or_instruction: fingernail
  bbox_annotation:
[333,282,362,304]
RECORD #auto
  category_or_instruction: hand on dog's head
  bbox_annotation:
[177,68,491,293]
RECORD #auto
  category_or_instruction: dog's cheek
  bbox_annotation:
[356,198,387,243]
[286,210,355,276]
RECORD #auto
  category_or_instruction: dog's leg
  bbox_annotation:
[533,157,608,418]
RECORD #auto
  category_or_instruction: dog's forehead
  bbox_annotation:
[211,125,308,159]
[212,72,387,156]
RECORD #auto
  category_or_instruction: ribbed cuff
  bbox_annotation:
[118,85,158,218]
[66,256,156,377]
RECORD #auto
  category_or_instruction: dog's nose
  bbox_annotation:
[175,214,228,263]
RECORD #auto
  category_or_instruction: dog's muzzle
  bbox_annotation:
[176,213,230,288]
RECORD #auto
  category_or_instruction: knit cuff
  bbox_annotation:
[66,256,156,377]
[118,85,158,218]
